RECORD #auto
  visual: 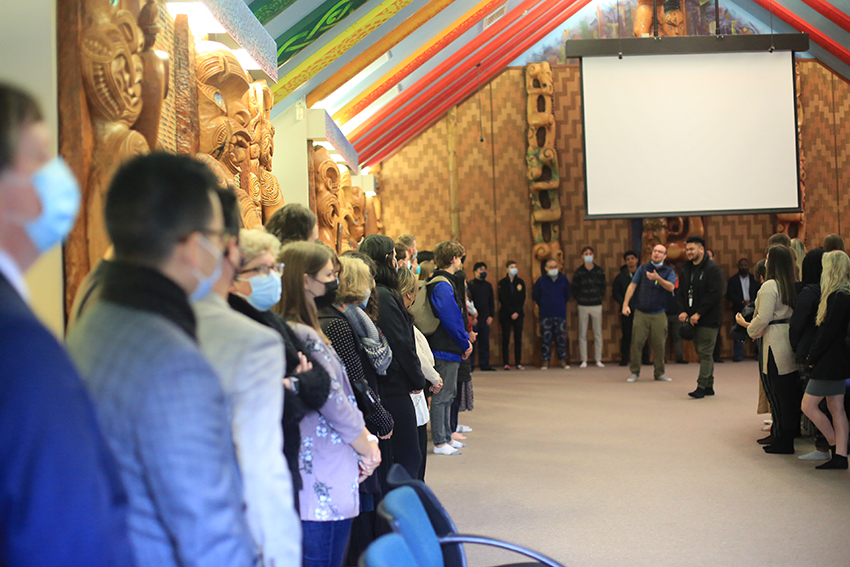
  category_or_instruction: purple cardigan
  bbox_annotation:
[291,323,365,521]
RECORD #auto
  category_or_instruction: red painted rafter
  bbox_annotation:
[799,0,850,35]
[749,0,850,68]
[348,0,549,145]
[360,0,594,167]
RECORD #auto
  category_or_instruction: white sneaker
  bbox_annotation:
[560,360,570,369]
[580,361,588,368]
[456,424,473,433]
[596,361,605,368]
[540,362,549,370]
[516,364,525,370]
[433,444,461,455]
[450,440,466,448]
[655,375,672,381]
[626,374,639,382]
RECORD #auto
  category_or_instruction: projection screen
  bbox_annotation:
[581,51,800,218]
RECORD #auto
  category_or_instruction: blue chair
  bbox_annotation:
[361,533,419,567]
[379,485,567,567]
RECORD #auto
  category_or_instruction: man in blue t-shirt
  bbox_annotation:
[622,244,677,382]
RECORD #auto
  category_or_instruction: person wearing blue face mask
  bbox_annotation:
[621,244,677,383]
[193,191,301,567]
[533,258,572,370]
[0,83,136,567]
[66,153,259,567]
[573,246,607,368]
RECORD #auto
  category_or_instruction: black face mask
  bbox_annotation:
[313,279,339,310]
[479,271,487,280]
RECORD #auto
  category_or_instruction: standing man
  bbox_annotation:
[67,153,259,566]
[613,250,639,366]
[398,233,418,273]
[469,261,495,371]
[727,257,760,362]
[427,241,472,455]
[498,260,526,370]
[622,245,676,382]
[706,248,725,363]
[533,258,571,370]
[677,235,724,399]
[0,84,135,567]
[573,246,607,368]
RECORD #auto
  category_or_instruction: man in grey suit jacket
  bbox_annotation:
[67,154,258,567]
[194,189,300,566]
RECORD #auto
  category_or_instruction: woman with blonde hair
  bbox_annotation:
[802,250,850,469]
[275,241,381,567]
[791,238,806,280]
[737,245,799,454]
[397,266,443,479]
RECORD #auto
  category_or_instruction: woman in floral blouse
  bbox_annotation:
[276,242,381,567]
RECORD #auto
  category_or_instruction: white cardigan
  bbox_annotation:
[747,279,796,375]
[411,326,441,426]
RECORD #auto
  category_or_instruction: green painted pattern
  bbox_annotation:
[250,0,299,26]
[275,0,369,66]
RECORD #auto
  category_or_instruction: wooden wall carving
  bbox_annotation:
[526,62,563,283]
[311,145,342,250]
[60,0,283,315]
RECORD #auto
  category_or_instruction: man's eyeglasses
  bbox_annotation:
[239,263,284,277]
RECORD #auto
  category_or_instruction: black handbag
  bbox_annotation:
[730,304,756,342]
[351,378,379,418]
[679,321,695,341]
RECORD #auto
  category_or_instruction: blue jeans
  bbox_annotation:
[302,519,353,567]
[430,358,459,446]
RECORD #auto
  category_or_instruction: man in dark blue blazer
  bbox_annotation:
[0,85,134,566]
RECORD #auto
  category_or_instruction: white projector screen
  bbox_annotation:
[581,51,800,218]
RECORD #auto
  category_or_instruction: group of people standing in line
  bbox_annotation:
[0,84,478,567]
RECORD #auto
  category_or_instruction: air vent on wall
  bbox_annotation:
[482,3,508,30]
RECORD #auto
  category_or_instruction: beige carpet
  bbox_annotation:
[424,360,850,567]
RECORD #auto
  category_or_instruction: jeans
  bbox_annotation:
[302,518,353,567]
[578,304,603,362]
[540,317,568,361]
[430,358,459,446]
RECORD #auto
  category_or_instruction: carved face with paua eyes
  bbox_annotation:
[81,9,145,125]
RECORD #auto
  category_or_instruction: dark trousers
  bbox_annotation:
[714,328,724,360]
[417,424,428,480]
[500,316,523,366]
[762,350,802,444]
[472,320,491,369]
[381,393,421,480]
[666,314,684,361]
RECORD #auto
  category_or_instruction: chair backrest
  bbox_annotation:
[379,486,445,567]
[362,533,419,567]
[386,464,466,567]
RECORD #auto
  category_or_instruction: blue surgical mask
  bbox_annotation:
[584,255,594,264]
[651,260,664,267]
[548,269,559,278]
[25,157,81,253]
[190,234,223,302]
[509,267,518,276]
[414,264,421,275]
[240,272,282,311]
[359,287,371,310]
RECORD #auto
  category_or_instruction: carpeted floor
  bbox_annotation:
[424,360,850,567]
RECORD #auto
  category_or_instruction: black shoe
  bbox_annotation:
[757,435,777,445]
[688,387,706,399]
[732,357,743,362]
[676,359,689,364]
[480,366,496,371]
[704,387,715,396]
[619,360,628,366]
[816,455,848,470]
[763,443,794,455]
[642,360,652,366]
[714,358,725,363]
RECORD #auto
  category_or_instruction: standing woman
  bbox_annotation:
[736,245,799,454]
[359,235,427,480]
[802,250,850,470]
[276,242,381,567]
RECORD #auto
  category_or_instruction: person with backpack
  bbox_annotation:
[413,241,472,455]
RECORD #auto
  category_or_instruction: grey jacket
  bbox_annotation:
[67,301,258,567]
